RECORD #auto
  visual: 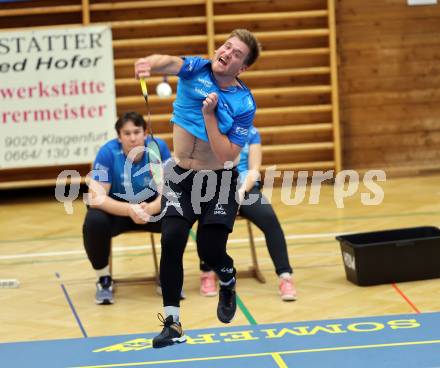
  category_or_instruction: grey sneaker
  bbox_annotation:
[95,276,114,305]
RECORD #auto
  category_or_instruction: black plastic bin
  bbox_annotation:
[336,226,440,286]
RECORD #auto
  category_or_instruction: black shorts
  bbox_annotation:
[161,163,239,232]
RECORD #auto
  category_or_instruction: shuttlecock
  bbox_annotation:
[156,82,172,98]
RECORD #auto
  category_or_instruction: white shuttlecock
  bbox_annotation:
[156,82,173,98]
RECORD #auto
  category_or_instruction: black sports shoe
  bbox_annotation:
[152,314,186,348]
[217,279,236,323]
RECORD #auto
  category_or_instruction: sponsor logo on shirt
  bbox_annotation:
[195,87,209,97]
[165,191,182,209]
[197,78,213,88]
[166,201,181,209]
[235,127,249,136]
[167,191,182,199]
[95,163,109,171]
[214,203,226,215]
[186,58,195,72]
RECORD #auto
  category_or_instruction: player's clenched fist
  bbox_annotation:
[134,57,152,79]
[202,92,218,115]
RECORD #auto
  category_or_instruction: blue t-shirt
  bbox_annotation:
[236,126,261,183]
[171,56,256,147]
[91,137,171,203]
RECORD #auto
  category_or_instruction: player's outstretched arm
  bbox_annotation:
[134,54,183,79]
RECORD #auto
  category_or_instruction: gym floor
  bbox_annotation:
[1,175,440,367]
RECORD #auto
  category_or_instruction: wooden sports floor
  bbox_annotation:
[1,174,440,346]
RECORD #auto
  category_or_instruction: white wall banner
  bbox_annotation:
[0,25,117,168]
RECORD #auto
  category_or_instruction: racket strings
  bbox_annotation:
[140,78,153,136]
[140,79,164,186]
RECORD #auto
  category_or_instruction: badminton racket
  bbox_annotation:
[140,78,164,187]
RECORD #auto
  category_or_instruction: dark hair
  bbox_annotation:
[114,111,147,135]
[229,29,262,67]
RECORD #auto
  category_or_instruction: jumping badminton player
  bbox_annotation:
[134,29,261,348]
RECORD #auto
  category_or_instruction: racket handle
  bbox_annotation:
[140,78,148,96]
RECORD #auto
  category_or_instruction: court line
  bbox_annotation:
[271,353,288,368]
[2,209,439,245]
[236,294,257,325]
[0,249,340,272]
[392,283,421,314]
[70,338,440,368]
[187,229,258,326]
[0,231,344,261]
[0,246,149,260]
[55,272,88,338]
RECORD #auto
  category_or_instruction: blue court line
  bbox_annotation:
[188,229,257,325]
[55,272,88,338]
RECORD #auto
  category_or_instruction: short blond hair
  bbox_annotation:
[228,29,261,67]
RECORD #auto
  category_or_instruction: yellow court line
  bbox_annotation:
[71,339,440,368]
[272,353,288,368]
[71,352,269,368]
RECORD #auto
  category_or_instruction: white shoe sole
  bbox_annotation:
[200,291,217,297]
[173,335,187,343]
[280,293,297,302]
